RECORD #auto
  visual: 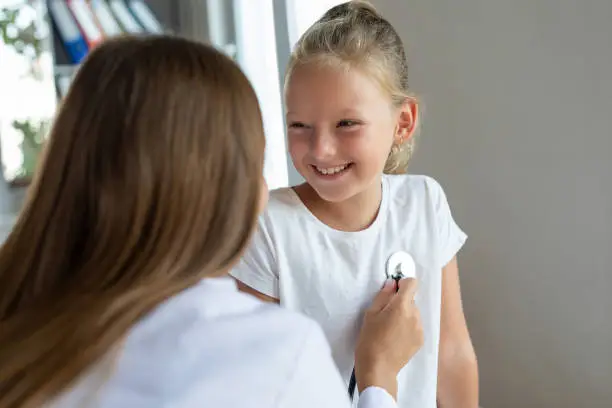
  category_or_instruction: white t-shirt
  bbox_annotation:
[50,277,395,408]
[231,174,467,408]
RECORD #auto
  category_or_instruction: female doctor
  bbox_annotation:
[0,35,423,408]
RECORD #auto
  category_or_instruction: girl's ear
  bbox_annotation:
[394,98,419,144]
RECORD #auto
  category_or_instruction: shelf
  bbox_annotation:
[54,64,78,77]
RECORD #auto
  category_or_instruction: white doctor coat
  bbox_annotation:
[50,277,396,407]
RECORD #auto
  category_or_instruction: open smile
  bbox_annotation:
[310,163,354,178]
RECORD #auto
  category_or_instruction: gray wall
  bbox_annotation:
[372,0,611,407]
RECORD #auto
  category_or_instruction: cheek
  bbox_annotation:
[287,135,308,160]
[351,128,394,164]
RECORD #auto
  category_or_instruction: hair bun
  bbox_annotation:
[348,0,380,17]
[320,0,382,22]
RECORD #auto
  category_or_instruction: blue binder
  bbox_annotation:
[48,0,89,64]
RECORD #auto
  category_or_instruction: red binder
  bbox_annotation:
[67,0,104,48]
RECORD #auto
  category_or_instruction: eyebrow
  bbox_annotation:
[286,108,364,117]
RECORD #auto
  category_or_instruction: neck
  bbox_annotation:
[296,177,383,232]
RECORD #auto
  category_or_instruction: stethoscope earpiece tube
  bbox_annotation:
[348,370,357,400]
[348,280,401,401]
[347,251,415,401]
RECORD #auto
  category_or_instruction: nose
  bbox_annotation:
[310,128,337,160]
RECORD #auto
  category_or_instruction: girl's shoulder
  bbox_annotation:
[384,174,467,267]
[267,186,302,210]
[259,186,306,226]
[249,186,311,242]
[384,173,449,209]
[260,175,454,225]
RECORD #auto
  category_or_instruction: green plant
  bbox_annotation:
[0,1,49,182]
[10,118,48,178]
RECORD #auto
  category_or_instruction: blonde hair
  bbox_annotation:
[286,0,420,174]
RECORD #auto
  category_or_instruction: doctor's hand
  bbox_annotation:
[354,278,423,400]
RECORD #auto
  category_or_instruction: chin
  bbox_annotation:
[305,175,366,203]
[310,185,358,203]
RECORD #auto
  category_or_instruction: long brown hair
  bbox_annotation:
[0,35,265,407]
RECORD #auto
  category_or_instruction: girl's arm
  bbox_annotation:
[437,256,479,408]
[235,279,279,303]
[230,213,280,303]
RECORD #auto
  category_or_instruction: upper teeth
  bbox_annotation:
[316,164,348,175]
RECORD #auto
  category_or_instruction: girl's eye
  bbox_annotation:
[337,120,358,128]
[289,122,306,129]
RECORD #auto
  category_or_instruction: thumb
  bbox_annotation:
[368,279,396,313]
[395,278,418,305]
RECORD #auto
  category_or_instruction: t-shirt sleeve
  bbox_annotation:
[426,177,468,267]
[230,215,280,299]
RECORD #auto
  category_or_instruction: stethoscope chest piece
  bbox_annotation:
[386,251,416,281]
[348,250,417,401]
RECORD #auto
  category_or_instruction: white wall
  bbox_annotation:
[372,1,611,407]
[234,0,288,189]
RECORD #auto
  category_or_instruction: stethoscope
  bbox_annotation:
[348,251,416,401]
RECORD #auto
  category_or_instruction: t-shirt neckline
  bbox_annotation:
[287,175,390,240]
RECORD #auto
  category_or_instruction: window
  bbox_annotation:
[0,0,56,185]
[227,0,345,188]
[286,0,344,48]
[232,0,288,189]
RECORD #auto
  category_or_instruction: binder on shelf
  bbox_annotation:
[128,0,163,34]
[67,0,104,48]
[109,0,144,34]
[48,0,89,64]
[90,0,123,38]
